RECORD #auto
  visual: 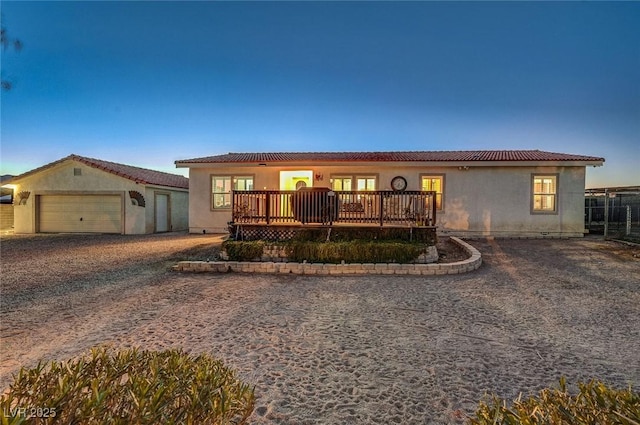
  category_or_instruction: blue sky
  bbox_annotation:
[1,1,638,187]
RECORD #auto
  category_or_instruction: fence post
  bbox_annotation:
[604,189,609,239]
[627,205,632,236]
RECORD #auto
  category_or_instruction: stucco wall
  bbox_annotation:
[170,189,189,231]
[186,163,587,237]
[437,166,586,237]
[144,187,189,233]
[10,159,187,234]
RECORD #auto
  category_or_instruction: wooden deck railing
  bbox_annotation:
[231,189,436,227]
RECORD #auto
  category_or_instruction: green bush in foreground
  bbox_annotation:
[469,378,640,425]
[222,240,265,261]
[222,240,429,263]
[286,240,425,264]
[0,347,255,425]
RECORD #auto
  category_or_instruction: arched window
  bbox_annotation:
[129,191,146,207]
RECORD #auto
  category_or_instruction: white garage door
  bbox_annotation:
[39,195,122,233]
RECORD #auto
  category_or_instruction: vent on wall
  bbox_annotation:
[74,168,82,176]
[129,191,145,207]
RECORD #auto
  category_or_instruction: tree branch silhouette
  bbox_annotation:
[1,18,23,91]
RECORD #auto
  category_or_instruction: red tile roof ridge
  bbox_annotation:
[176,149,605,164]
[10,154,189,189]
[69,154,189,189]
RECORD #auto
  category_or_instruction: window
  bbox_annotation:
[421,175,444,210]
[331,175,377,191]
[129,191,146,207]
[234,176,254,191]
[356,177,376,191]
[331,177,352,191]
[212,175,254,209]
[532,175,557,213]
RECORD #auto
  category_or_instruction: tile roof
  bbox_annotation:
[176,150,604,165]
[9,154,189,189]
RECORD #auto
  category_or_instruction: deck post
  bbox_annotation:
[431,192,437,226]
[265,192,271,225]
[231,190,235,222]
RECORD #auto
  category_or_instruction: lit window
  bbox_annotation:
[234,176,254,191]
[332,177,352,191]
[212,176,254,209]
[421,175,444,210]
[356,177,376,191]
[331,176,376,191]
[212,176,231,209]
[532,175,557,213]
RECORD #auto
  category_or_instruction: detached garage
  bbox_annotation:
[5,154,189,234]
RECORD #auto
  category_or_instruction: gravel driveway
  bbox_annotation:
[1,233,639,424]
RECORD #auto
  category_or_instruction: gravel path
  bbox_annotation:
[1,233,639,424]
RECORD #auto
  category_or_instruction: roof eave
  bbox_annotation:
[174,159,605,168]
[145,183,189,191]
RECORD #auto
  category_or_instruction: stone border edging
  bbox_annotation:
[172,236,481,276]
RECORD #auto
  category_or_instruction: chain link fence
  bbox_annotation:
[585,189,640,243]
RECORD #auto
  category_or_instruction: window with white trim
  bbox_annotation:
[212,175,254,209]
[331,175,377,191]
[532,175,557,213]
[356,177,376,191]
[331,177,352,191]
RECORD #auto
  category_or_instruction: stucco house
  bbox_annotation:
[176,150,604,238]
[5,154,189,234]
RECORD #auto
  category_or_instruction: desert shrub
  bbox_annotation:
[286,240,425,264]
[293,226,436,244]
[469,377,640,425]
[222,240,265,261]
[0,347,255,425]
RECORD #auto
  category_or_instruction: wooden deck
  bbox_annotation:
[231,189,437,228]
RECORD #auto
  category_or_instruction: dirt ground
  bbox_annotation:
[1,233,639,424]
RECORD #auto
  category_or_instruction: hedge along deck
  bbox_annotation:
[220,242,439,264]
[172,237,481,276]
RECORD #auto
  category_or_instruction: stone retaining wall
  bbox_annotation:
[220,244,439,264]
[173,237,481,276]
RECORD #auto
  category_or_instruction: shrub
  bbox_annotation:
[0,347,255,425]
[222,240,265,261]
[286,240,425,264]
[293,226,436,244]
[469,377,640,425]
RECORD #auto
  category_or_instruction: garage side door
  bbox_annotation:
[39,195,122,233]
[155,193,170,233]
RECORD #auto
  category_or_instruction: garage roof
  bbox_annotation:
[7,154,189,189]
